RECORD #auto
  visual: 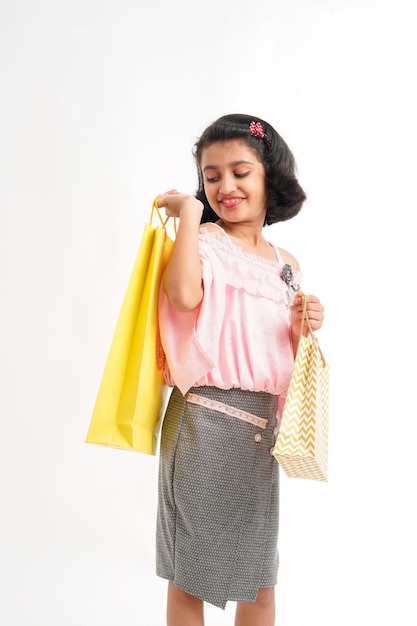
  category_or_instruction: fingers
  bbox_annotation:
[156,189,179,208]
[156,191,183,218]
[291,293,324,332]
[291,289,304,308]
[155,192,203,220]
[292,293,322,313]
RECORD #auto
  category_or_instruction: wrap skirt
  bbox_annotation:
[155,385,280,609]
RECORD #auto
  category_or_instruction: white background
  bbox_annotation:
[1,0,416,624]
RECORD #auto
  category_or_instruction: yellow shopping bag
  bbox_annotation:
[85,199,176,455]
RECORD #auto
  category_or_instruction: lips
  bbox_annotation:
[219,196,244,209]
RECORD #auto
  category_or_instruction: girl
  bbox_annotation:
[155,113,324,626]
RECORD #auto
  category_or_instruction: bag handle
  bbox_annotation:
[300,295,327,364]
[151,197,178,235]
[300,295,313,337]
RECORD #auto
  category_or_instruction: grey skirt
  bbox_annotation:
[155,386,280,610]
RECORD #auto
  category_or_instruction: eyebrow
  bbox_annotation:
[202,160,254,172]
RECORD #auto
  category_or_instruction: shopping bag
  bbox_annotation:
[85,198,176,455]
[273,296,330,481]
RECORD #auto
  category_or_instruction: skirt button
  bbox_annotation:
[254,433,262,443]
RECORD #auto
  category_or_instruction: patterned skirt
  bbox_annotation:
[155,385,280,609]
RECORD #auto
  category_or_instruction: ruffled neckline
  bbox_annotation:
[199,225,281,269]
[198,225,302,303]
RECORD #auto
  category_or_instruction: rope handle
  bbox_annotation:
[300,295,313,337]
[151,197,178,235]
[300,295,327,364]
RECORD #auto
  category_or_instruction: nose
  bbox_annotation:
[219,172,236,194]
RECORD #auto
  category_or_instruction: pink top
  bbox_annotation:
[158,224,301,397]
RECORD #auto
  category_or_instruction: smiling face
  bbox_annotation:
[200,139,267,226]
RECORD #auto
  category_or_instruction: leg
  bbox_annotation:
[234,587,275,626]
[167,581,204,626]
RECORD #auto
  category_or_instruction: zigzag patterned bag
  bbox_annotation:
[273,297,330,481]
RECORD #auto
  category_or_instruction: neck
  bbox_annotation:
[216,220,265,248]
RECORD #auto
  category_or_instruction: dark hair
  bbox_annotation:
[193,113,306,225]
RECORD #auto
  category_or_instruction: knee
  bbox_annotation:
[168,581,203,608]
[255,586,275,608]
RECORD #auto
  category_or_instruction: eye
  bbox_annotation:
[205,175,219,183]
[235,171,250,179]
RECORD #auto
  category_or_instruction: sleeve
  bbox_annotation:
[157,240,224,395]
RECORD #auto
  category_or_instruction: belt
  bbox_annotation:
[187,392,268,430]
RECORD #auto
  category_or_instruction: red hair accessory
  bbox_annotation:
[249,121,265,138]
[249,120,271,146]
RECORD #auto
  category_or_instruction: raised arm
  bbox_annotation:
[157,192,204,311]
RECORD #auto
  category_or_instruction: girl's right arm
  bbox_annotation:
[157,192,204,311]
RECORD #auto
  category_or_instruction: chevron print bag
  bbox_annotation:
[273,297,329,481]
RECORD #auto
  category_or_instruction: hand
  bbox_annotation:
[290,290,324,337]
[157,190,203,220]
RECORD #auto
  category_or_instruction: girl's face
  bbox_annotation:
[200,139,267,226]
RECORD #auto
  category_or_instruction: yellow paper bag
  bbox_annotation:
[85,199,176,455]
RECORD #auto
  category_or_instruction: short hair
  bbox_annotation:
[193,113,306,225]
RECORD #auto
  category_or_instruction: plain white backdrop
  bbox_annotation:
[1,0,416,624]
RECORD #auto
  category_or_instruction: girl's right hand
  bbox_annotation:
[158,190,204,310]
[157,190,203,220]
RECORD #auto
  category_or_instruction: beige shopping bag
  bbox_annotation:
[273,297,330,481]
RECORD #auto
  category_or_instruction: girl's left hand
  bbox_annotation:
[290,290,324,336]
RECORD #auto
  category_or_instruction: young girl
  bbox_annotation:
[155,113,324,626]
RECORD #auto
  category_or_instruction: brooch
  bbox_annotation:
[281,264,300,292]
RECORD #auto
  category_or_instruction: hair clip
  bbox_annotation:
[249,120,272,147]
